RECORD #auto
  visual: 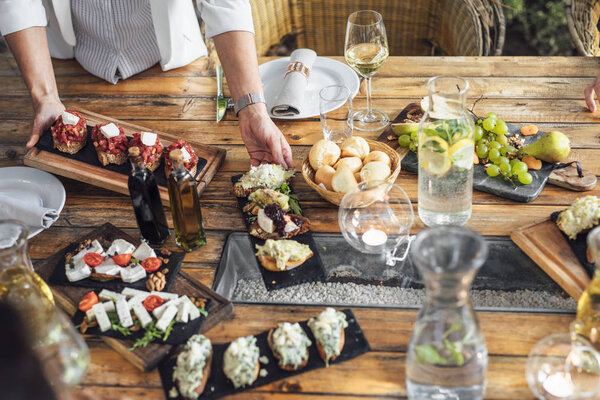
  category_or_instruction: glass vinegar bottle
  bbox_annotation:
[127,146,170,247]
[166,149,206,252]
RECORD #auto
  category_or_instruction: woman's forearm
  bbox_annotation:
[5,26,59,106]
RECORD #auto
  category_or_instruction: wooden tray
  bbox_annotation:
[35,223,234,372]
[511,219,590,300]
[23,107,226,207]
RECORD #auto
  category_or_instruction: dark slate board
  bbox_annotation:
[47,225,185,292]
[36,124,207,187]
[72,297,211,346]
[231,175,326,291]
[158,309,370,400]
[380,104,554,203]
[551,211,595,277]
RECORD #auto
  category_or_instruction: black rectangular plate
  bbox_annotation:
[158,309,370,400]
[47,226,185,292]
[72,295,211,346]
[230,175,326,291]
[551,211,595,277]
[37,125,207,187]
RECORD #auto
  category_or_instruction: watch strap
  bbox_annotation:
[234,92,266,115]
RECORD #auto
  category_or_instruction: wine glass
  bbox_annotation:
[344,10,390,131]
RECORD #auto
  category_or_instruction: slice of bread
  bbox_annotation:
[95,148,127,166]
[267,329,309,371]
[176,350,212,400]
[89,273,119,282]
[53,136,87,154]
[145,155,162,172]
[315,329,345,365]
[249,215,311,240]
[257,249,313,272]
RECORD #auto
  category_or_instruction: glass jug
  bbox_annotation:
[406,226,488,400]
[418,75,475,227]
[0,220,89,389]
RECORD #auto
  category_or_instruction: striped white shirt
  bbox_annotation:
[71,0,160,84]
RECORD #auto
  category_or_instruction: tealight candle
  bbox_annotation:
[361,229,387,247]
[543,372,574,398]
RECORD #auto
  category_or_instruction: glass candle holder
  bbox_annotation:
[338,181,414,266]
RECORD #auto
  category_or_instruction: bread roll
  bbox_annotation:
[360,161,391,182]
[332,166,358,194]
[315,165,336,191]
[309,140,340,170]
[364,150,391,167]
[334,156,362,173]
[340,137,370,159]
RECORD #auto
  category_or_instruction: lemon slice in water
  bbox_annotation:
[448,139,474,169]
[420,137,450,175]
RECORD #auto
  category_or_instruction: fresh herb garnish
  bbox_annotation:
[277,183,302,216]
[198,307,208,317]
[128,321,163,350]
[108,312,132,337]
[130,258,140,264]
[162,319,177,341]
[413,322,473,367]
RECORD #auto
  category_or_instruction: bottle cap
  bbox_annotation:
[169,149,184,163]
[128,146,141,157]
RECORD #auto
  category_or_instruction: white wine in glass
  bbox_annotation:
[345,10,389,131]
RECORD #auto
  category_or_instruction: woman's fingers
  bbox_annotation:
[585,84,597,112]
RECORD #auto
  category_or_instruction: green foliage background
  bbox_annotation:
[503,0,576,55]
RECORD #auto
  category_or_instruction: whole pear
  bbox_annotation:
[522,131,570,163]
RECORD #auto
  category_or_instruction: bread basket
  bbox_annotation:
[302,139,401,206]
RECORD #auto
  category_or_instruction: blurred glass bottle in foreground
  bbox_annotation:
[167,149,206,252]
[127,146,170,247]
[0,220,89,388]
[575,226,600,347]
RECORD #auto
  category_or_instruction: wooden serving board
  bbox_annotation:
[511,219,590,300]
[23,107,226,207]
[34,223,234,372]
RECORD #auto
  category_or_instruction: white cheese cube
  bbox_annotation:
[92,303,111,332]
[150,291,179,301]
[127,294,148,307]
[284,221,299,233]
[85,301,115,322]
[152,298,181,319]
[100,123,120,139]
[98,289,126,302]
[181,295,200,320]
[257,208,274,233]
[176,301,190,323]
[94,262,121,276]
[115,298,133,328]
[180,146,192,162]
[140,131,157,146]
[71,239,105,262]
[122,288,150,298]
[61,111,80,126]
[106,239,136,257]
[132,302,153,328]
[120,265,146,283]
[156,305,178,331]
[132,242,156,261]
[65,261,91,282]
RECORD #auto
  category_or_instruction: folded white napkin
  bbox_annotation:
[271,49,317,116]
[0,193,59,229]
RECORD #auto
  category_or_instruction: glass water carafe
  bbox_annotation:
[418,75,475,227]
[575,226,600,347]
[0,220,89,389]
[406,226,488,400]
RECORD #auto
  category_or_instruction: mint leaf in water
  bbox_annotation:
[414,344,447,365]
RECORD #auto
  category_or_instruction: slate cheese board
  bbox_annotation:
[378,103,554,203]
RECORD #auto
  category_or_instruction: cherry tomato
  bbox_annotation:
[83,252,104,267]
[142,257,162,272]
[142,295,164,312]
[78,292,99,312]
[112,254,132,267]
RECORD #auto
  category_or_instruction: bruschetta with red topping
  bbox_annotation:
[164,140,198,177]
[51,110,88,154]
[129,131,163,171]
[91,122,129,166]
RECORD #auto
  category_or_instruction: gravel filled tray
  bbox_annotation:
[231,175,326,291]
[214,232,576,313]
[158,309,369,400]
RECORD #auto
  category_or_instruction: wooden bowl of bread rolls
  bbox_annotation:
[302,137,401,205]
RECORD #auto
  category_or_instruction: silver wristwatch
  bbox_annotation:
[234,92,266,115]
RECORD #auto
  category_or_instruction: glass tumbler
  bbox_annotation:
[319,85,353,143]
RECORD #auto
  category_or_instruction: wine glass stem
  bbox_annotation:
[365,75,373,116]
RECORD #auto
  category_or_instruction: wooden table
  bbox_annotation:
[2,54,600,399]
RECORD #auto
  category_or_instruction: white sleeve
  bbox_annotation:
[0,0,47,36]
[198,0,254,38]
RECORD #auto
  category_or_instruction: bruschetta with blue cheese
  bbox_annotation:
[172,334,213,399]
[223,336,260,389]
[267,322,311,371]
[307,308,348,366]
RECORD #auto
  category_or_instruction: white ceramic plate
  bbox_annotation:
[0,167,66,238]
[260,57,360,119]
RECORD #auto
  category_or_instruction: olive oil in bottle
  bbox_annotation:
[576,226,600,347]
[127,147,170,246]
[166,149,206,251]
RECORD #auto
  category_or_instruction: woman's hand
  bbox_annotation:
[584,74,600,112]
[238,103,293,168]
[27,94,64,148]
